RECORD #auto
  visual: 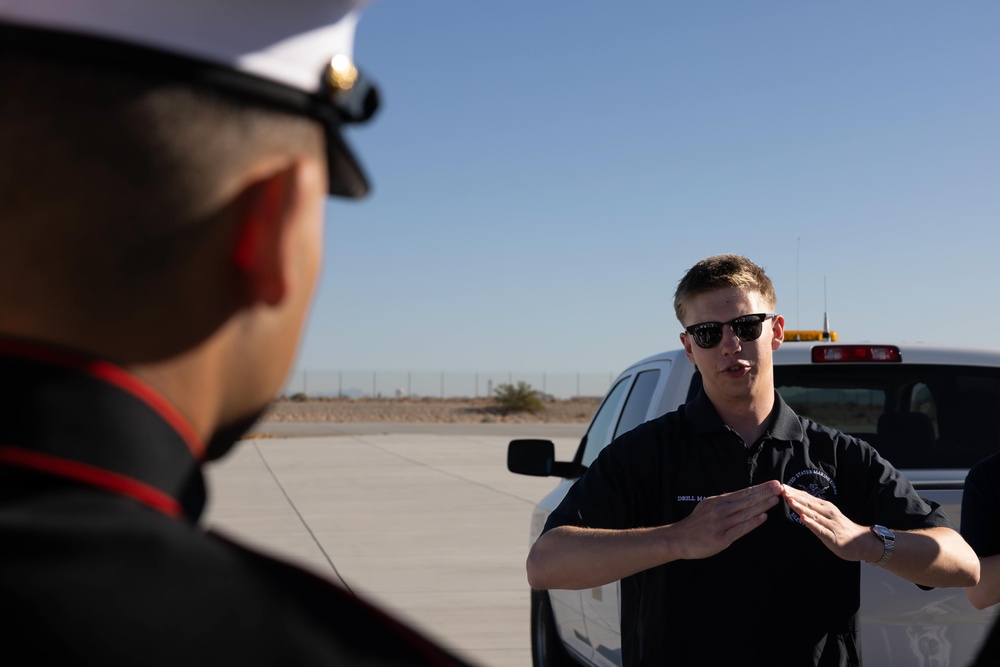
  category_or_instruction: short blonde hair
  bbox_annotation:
[673,254,776,324]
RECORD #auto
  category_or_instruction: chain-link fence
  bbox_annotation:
[282,370,615,400]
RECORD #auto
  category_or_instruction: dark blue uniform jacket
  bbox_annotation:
[0,338,469,666]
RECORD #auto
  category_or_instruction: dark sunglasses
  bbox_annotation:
[684,313,777,349]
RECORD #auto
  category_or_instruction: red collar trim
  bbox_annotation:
[0,338,204,460]
[0,446,183,518]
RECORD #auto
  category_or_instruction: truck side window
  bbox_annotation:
[614,370,661,440]
[581,378,630,468]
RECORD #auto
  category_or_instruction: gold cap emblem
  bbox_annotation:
[325,54,358,92]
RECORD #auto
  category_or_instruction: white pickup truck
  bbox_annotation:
[508,341,1000,667]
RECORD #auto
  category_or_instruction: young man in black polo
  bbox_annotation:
[527,254,978,666]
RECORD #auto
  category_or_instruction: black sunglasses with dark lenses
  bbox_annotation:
[684,313,777,349]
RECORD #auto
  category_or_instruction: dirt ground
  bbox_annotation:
[263,396,601,424]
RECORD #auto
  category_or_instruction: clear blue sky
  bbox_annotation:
[297,1,1000,379]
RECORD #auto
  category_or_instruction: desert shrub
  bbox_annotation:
[493,381,544,414]
[289,392,309,402]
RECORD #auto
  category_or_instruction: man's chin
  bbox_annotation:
[204,407,268,461]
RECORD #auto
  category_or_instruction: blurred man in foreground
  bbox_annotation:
[0,1,469,664]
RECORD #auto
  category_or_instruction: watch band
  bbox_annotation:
[871,525,895,566]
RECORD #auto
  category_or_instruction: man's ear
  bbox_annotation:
[230,163,299,306]
[680,332,697,365]
[771,314,785,350]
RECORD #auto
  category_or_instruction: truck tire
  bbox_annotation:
[531,589,578,667]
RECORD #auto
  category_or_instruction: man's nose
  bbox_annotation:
[720,325,742,354]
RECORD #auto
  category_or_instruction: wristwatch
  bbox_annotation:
[870,525,895,566]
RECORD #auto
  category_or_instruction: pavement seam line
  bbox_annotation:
[250,440,356,595]
[353,435,542,506]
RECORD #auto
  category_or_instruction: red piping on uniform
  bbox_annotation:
[85,360,204,459]
[0,446,183,518]
[0,338,204,459]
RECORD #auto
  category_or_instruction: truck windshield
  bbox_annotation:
[775,364,1000,470]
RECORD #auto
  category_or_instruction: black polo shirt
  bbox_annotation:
[544,390,952,667]
[962,451,1000,558]
[0,338,469,666]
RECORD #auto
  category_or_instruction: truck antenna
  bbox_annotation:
[796,237,801,330]
[822,276,831,341]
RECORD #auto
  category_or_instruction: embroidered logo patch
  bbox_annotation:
[787,468,838,525]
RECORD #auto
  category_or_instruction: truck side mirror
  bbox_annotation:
[507,439,555,476]
[508,439,585,478]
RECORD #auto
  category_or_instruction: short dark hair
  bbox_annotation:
[673,254,776,324]
[0,51,323,307]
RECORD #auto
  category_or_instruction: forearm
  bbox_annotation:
[966,553,1000,610]
[526,525,678,591]
[877,527,980,588]
[528,481,782,590]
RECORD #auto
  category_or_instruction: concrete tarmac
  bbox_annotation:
[202,422,585,667]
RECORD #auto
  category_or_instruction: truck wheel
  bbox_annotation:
[531,590,577,667]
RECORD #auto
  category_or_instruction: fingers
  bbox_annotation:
[781,483,811,503]
[735,480,783,505]
[725,500,774,539]
[713,481,782,523]
[717,484,867,563]
[675,483,782,560]
[750,479,785,496]
[714,484,781,537]
[782,484,837,521]
[781,484,809,510]
[701,483,778,519]
[781,484,869,560]
[783,485,830,527]
[735,481,784,517]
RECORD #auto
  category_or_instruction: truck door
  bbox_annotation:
[583,367,664,667]
[550,376,633,664]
